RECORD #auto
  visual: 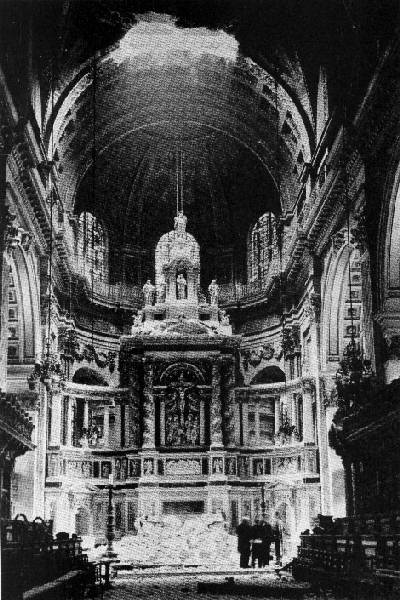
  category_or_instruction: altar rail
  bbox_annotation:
[1,515,94,600]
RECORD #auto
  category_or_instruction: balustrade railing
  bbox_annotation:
[79,276,280,310]
[91,279,144,307]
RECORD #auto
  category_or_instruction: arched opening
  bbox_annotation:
[72,367,109,387]
[250,366,286,385]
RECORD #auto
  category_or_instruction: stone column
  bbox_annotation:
[308,288,332,515]
[67,397,75,446]
[242,402,249,445]
[142,359,155,449]
[255,402,260,445]
[302,381,315,444]
[160,398,165,446]
[222,356,236,447]
[34,385,49,517]
[343,458,354,516]
[49,389,62,446]
[114,403,121,447]
[124,403,130,448]
[103,405,110,447]
[352,461,360,515]
[292,395,298,432]
[274,397,281,436]
[128,359,141,447]
[200,398,205,444]
[83,398,89,430]
[210,358,223,448]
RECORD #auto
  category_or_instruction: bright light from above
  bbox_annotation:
[110,13,239,66]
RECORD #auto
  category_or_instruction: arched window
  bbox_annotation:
[77,212,108,281]
[247,212,278,285]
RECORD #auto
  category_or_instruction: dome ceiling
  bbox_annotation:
[27,0,397,284]
[50,15,312,277]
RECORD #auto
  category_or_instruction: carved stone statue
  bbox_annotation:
[143,280,155,305]
[157,273,166,303]
[208,279,219,305]
[176,273,187,300]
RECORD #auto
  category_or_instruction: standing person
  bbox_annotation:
[273,511,284,566]
[251,519,264,568]
[236,517,252,568]
[260,518,273,567]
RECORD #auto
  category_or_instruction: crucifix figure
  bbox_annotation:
[177,273,187,300]
[165,370,199,445]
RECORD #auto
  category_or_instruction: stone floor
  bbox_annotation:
[101,573,340,600]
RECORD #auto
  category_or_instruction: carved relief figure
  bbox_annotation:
[176,273,187,300]
[238,456,249,477]
[143,459,154,475]
[226,457,236,475]
[129,459,141,477]
[212,457,223,474]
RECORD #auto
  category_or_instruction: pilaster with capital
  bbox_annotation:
[210,358,223,448]
[127,356,142,447]
[142,359,155,449]
[302,379,315,443]
[49,389,62,446]
[0,130,12,392]
[274,397,281,436]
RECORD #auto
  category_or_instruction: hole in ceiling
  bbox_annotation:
[110,13,239,66]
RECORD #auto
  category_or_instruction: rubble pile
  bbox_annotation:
[88,514,239,569]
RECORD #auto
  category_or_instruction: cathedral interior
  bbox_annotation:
[1,1,400,598]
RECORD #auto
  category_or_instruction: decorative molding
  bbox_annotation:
[58,327,117,373]
[165,458,201,475]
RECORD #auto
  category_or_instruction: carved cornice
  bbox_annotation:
[63,382,129,401]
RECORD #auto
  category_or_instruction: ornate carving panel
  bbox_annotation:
[165,458,201,475]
